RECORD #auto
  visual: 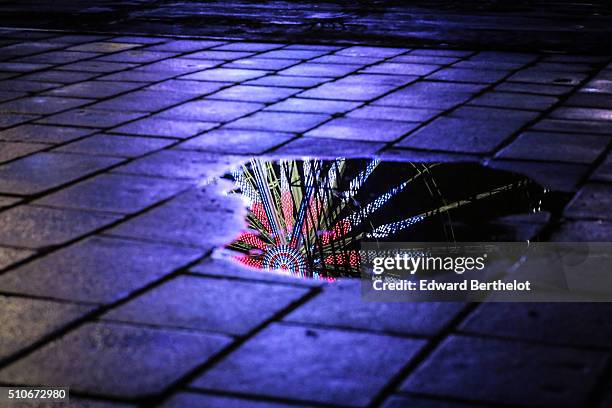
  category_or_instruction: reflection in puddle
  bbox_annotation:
[219,158,564,280]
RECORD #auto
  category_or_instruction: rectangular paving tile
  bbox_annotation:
[137,58,220,74]
[564,183,612,220]
[305,117,418,142]
[428,68,509,83]
[96,50,177,63]
[181,68,269,82]
[19,69,99,84]
[0,62,51,72]
[89,90,193,112]
[298,82,398,101]
[177,128,293,154]
[285,280,464,336]
[0,141,47,163]
[246,75,330,88]
[347,106,441,122]
[226,111,329,133]
[207,85,298,103]
[470,51,537,63]
[0,246,33,271]
[468,92,558,111]
[566,93,612,109]
[532,118,612,135]
[272,137,384,157]
[112,150,238,179]
[256,49,329,60]
[224,57,298,71]
[0,322,230,398]
[98,69,176,83]
[38,109,146,128]
[337,46,407,58]
[57,61,137,73]
[0,235,202,303]
[44,80,144,99]
[461,303,612,348]
[185,49,253,60]
[401,335,608,408]
[496,131,609,164]
[0,79,61,93]
[362,62,439,76]
[311,54,381,65]
[110,36,167,44]
[0,295,92,361]
[265,98,360,114]
[145,79,228,95]
[17,50,98,64]
[452,60,525,70]
[66,41,140,53]
[0,205,119,248]
[35,173,190,214]
[0,113,39,129]
[103,275,309,335]
[278,62,359,77]
[552,107,612,121]
[495,82,574,96]
[53,134,174,158]
[395,117,517,153]
[110,117,217,139]
[374,83,478,109]
[508,69,587,86]
[0,152,122,195]
[449,106,540,122]
[0,124,96,144]
[107,188,245,249]
[215,42,283,52]
[191,323,425,407]
[144,40,226,52]
[157,100,263,122]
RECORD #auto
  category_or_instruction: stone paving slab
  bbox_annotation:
[401,335,609,407]
[460,303,612,348]
[0,152,122,195]
[0,205,120,249]
[284,280,465,337]
[0,236,202,304]
[0,29,611,408]
[0,295,92,361]
[191,323,426,407]
[0,322,231,398]
[103,275,310,335]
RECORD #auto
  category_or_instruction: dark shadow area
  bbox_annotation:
[1,1,612,53]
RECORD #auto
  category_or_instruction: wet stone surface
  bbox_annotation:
[0,322,231,398]
[401,335,609,407]
[0,296,92,361]
[191,323,426,407]
[0,29,610,408]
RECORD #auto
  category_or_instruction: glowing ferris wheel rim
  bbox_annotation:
[262,244,308,275]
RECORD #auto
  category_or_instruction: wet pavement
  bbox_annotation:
[0,27,611,407]
[2,1,612,52]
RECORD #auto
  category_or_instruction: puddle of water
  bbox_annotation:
[216,158,567,280]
